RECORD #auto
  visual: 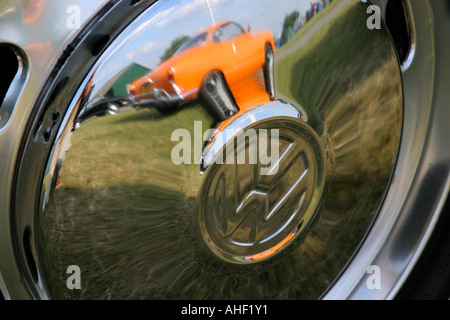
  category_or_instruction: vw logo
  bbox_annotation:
[198,110,325,264]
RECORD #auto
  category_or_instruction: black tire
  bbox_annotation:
[263,44,275,101]
[200,72,239,121]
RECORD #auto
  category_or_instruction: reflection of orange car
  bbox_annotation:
[127,21,275,120]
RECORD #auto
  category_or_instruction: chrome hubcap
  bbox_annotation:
[10,0,406,299]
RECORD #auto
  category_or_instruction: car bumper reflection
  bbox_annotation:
[129,87,199,107]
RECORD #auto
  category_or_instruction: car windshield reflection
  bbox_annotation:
[175,32,209,56]
[124,20,275,121]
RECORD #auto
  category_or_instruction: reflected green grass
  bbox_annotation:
[40,106,212,299]
[272,0,401,298]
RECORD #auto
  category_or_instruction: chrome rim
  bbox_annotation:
[1,0,448,300]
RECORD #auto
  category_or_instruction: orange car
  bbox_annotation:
[127,21,275,120]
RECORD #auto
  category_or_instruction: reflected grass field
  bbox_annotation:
[40,106,212,299]
[272,0,401,298]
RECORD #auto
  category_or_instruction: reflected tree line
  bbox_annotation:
[279,0,333,47]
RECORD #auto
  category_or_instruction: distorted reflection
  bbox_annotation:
[22,0,45,24]
[127,20,275,121]
[69,0,339,125]
[38,0,402,300]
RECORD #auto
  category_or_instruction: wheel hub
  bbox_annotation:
[8,0,405,299]
[199,103,325,263]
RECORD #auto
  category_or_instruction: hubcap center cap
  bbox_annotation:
[198,104,325,264]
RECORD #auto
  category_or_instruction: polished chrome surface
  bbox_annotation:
[30,0,402,299]
[3,0,447,302]
[325,0,450,299]
[0,0,113,300]
[198,102,326,264]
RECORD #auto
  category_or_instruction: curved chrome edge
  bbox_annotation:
[324,0,450,300]
[1,0,447,300]
[399,0,416,72]
[0,45,29,131]
[366,0,416,72]
[0,271,10,299]
[0,0,111,300]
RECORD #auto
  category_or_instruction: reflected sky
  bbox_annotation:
[90,0,318,101]
[123,0,313,69]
